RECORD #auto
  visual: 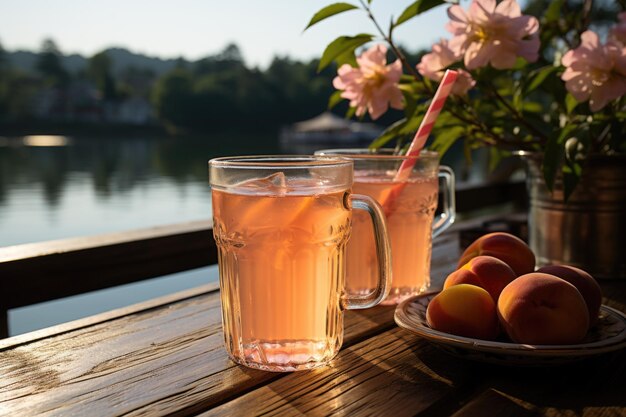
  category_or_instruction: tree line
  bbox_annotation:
[0,39,353,132]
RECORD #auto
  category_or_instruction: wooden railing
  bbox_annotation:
[0,180,527,338]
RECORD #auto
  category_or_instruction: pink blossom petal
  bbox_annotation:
[561,50,575,67]
[333,44,403,120]
[447,5,468,24]
[518,37,540,62]
[495,0,521,18]
[589,76,626,111]
[448,34,468,57]
[469,0,495,25]
[367,98,387,120]
[565,78,591,102]
[387,59,403,82]
[416,38,462,81]
[386,86,404,110]
[490,48,518,69]
[611,46,626,76]
[465,41,494,70]
[579,31,600,50]
[451,70,476,95]
[560,66,581,82]
[444,0,540,70]
[358,45,387,71]
[506,15,539,37]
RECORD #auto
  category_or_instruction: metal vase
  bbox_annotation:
[521,153,626,280]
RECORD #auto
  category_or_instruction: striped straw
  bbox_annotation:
[381,70,458,214]
[394,69,458,182]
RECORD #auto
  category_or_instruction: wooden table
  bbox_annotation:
[1,230,626,416]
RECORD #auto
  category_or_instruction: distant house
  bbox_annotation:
[280,112,383,147]
[32,81,101,122]
[116,96,154,125]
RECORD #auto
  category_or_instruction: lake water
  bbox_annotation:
[0,132,484,337]
[0,132,279,336]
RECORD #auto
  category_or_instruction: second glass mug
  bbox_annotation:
[209,156,392,372]
[316,149,456,304]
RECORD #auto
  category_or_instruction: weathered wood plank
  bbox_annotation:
[199,327,478,417]
[0,283,219,351]
[203,309,626,417]
[0,288,397,416]
[0,220,217,309]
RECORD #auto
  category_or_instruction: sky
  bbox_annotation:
[0,0,452,68]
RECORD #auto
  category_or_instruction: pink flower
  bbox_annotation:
[333,44,403,120]
[609,12,626,45]
[417,39,476,95]
[446,0,540,70]
[561,31,626,112]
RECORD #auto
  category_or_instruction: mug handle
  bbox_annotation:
[432,165,456,238]
[343,194,392,310]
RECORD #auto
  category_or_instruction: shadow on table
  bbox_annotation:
[413,336,626,416]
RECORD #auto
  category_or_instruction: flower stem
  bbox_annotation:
[480,81,549,145]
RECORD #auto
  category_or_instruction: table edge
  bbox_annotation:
[0,281,220,351]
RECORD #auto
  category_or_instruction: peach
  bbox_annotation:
[458,232,535,276]
[426,284,499,340]
[497,273,590,345]
[536,265,602,326]
[444,255,517,302]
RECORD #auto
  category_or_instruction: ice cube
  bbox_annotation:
[238,172,288,195]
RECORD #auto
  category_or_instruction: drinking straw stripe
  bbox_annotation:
[393,70,458,183]
[380,70,458,214]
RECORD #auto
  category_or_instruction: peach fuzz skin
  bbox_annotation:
[537,265,602,326]
[444,255,517,302]
[497,273,590,345]
[457,232,536,276]
[426,284,499,340]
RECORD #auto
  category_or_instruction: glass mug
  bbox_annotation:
[209,156,391,372]
[316,149,455,304]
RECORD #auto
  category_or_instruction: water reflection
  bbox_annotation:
[23,135,71,147]
[0,133,279,246]
[0,132,489,248]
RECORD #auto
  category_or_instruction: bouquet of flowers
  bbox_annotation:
[306,0,626,198]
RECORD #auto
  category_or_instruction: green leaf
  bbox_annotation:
[334,48,358,68]
[542,125,576,191]
[401,89,418,120]
[562,161,582,201]
[317,34,373,72]
[369,118,407,149]
[544,0,565,23]
[327,90,344,110]
[488,147,509,173]
[400,113,424,135]
[565,93,579,114]
[521,101,543,113]
[525,66,558,94]
[304,3,359,30]
[394,0,447,28]
[345,105,357,119]
[463,139,473,165]
[511,57,529,70]
[429,125,465,157]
